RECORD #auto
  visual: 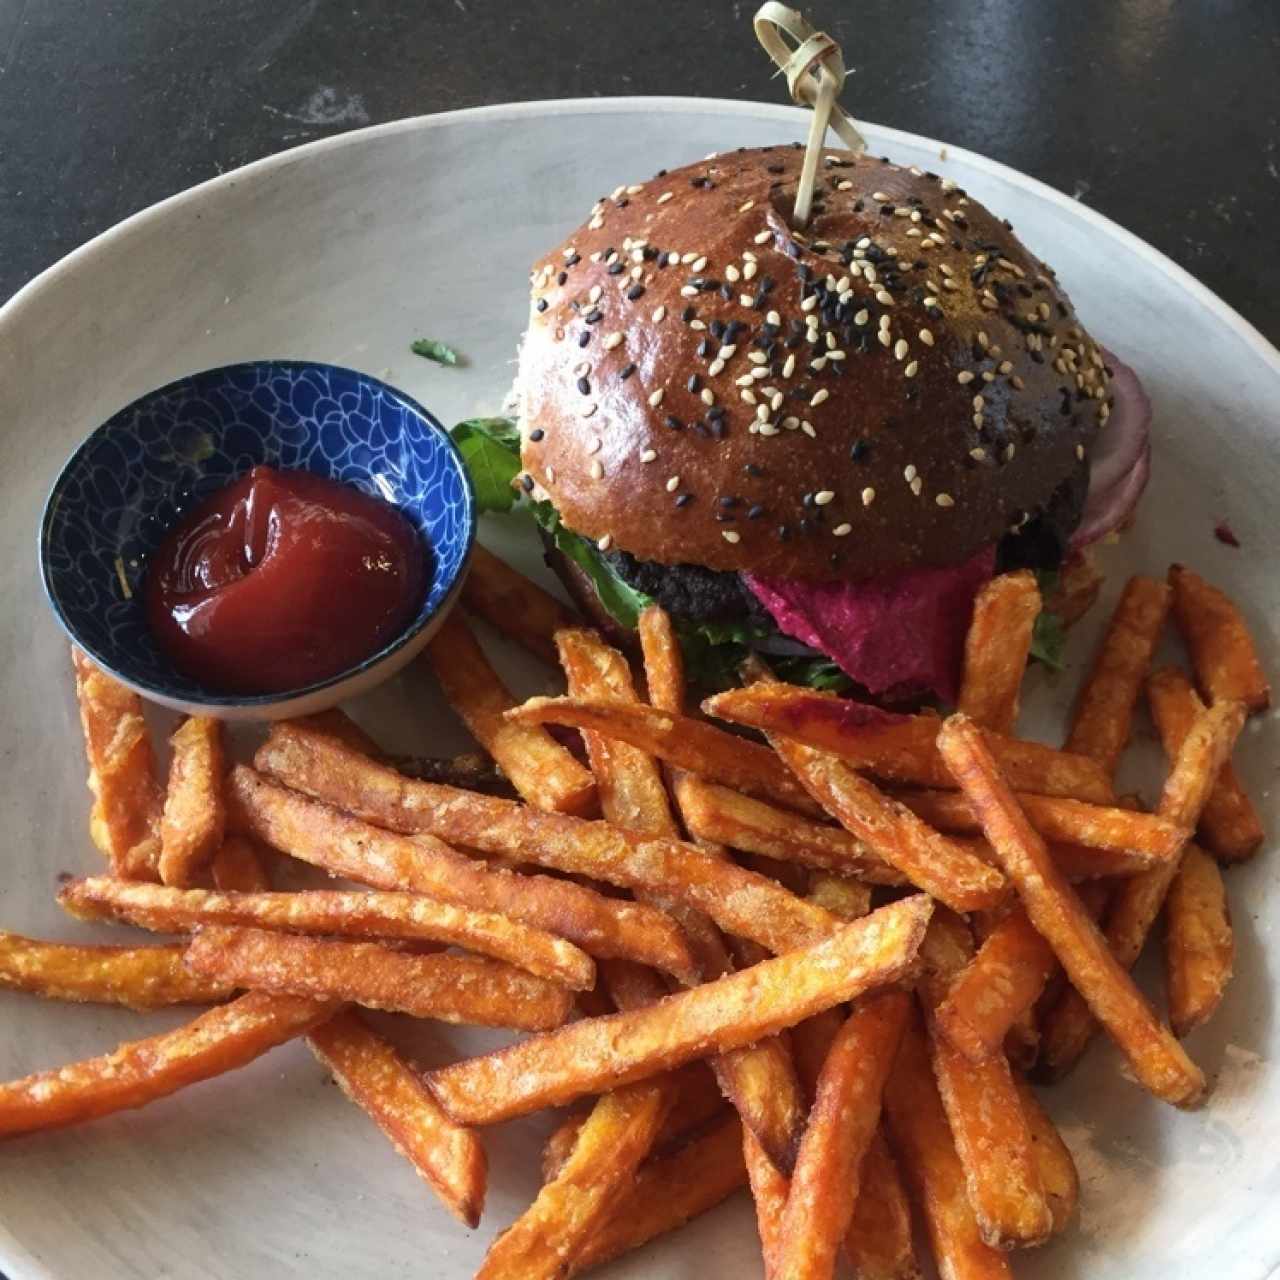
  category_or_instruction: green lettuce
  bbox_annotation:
[1029,569,1067,670]
[450,418,522,513]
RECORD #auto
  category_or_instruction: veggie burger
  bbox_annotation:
[460,145,1151,697]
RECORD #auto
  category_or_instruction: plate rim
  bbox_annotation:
[1,94,1278,1280]
[2,95,1278,383]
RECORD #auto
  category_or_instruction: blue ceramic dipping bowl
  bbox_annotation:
[39,360,475,719]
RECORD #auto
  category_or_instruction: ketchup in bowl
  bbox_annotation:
[145,466,428,695]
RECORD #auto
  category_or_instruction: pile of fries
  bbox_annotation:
[1,555,1268,1278]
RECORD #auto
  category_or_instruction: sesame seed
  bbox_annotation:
[722,530,741,543]
[742,261,758,281]
[871,191,889,202]
[861,487,876,506]
[708,357,726,376]
[904,361,918,378]
[739,294,753,307]
[894,339,908,361]
[814,490,835,506]
[590,460,604,480]
[801,420,816,438]
[879,315,892,330]
[587,436,601,454]
[626,184,643,195]
[725,264,740,283]
[648,389,665,407]
[910,476,923,495]
[546,465,555,482]
[766,309,782,326]
[1076,444,1085,460]
[690,320,707,331]
[743,250,758,262]
[758,423,778,436]
[748,351,768,365]
[935,493,954,508]
[972,412,984,429]
[680,285,698,298]
[603,332,624,351]
[942,278,959,291]
[741,389,758,404]
[833,523,852,536]
[969,447,986,461]
[755,404,769,422]
[529,428,545,442]
[904,465,918,482]
[1004,443,1016,461]
[801,295,818,313]
[597,533,613,551]
[919,329,934,346]
[877,330,892,348]
[666,475,680,492]
[652,305,666,323]
[781,353,797,378]
[999,360,1013,375]
[854,309,869,326]
[581,402,598,418]
[588,284,603,303]
[810,389,830,407]
[973,395,985,411]
[753,228,772,245]
[656,192,674,204]
[700,387,715,406]
[876,290,894,306]
[640,448,657,463]
[739,200,755,213]
[923,295,939,307]
[957,371,975,385]
[691,256,708,272]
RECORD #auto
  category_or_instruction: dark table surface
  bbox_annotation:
[2,0,1280,345]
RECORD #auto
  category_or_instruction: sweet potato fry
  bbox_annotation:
[1040,700,1246,1079]
[637,604,686,714]
[846,1131,921,1280]
[1013,1074,1077,1236]
[211,835,273,892]
[0,989,336,1136]
[59,876,595,990]
[934,908,1058,1064]
[250,731,839,956]
[71,647,162,881]
[159,715,226,887]
[308,1009,487,1227]
[1169,563,1270,712]
[1165,843,1234,1037]
[1064,576,1171,775]
[703,684,1115,803]
[462,543,579,666]
[506,696,825,817]
[569,1117,747,1275]
[767,733,1007,914]
[958,570,1041,734]
[478,1079,674,1279]
[184,926,573,1030]
[743,1125,788,1268]
[1044,550,1103,627]
[676,775,905,886]
[808,871,873,922]
[895,789,1188,863]
[227,765,695,981]
[937,713,1206,1108]
[775,990,910,1280]
[426,612,596,815]
[882,1007,1013,1280]
[427,896,933,1125]
[918,914,1051,1249]
[1147,666,1264,862]
[0,929,231,1009]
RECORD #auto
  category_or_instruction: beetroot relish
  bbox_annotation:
[145,466,428,695]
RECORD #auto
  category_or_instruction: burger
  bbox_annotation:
[462,144,1151,699]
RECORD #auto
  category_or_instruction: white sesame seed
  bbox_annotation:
[690,256,708,273]
[755,403,769,423]
[646,388,665,408]
[590,460,604,480]
[957,371,975,385]
[652,305,666,323]
[742,261,758,281]
[782,415,799,430]
[665,475,680,492]
[656,192,674,204]
[1004,443,1016,461]
[588,285,603,304]
[969,447,986,461]
[973,395,985,411]
[603,332,624,350]
[738,200,755,213]
[766,309,782,326]
[739,294,754,307]
[877,330,892,348]
[998,360,1013,374]
[751,366,769,381]
[640,448,657,463]
[879,314,892,330]
[597,534,613,553]
[742,250,758,262]
[725,264,741,282]
[719,344,738,360]
[681,252,698,265]
[837,180,854,191]
[740,389,757,404]
[801,420,816,438]
[753,228,772,245]
[972,412,984,429]
[680,285,698,298]
[587,436,602,454]
[701,388,715,406]
[814,490,835,506]
[581,402,598,418]
[872,190,889,202]
[811,356,828,372]
[800,295,818,313]
[894,207,911,218]
[923,295,939,307]
[942,278,959,291]
[910,476,923,496]
[630,265,643,280]
[810,388,830,407]
[919,329,934,346]
[1075,444,1086,460]
[894,339,909,361]
[856,236,871,249]
[876,290,894,306]
[722,530,741,543]
[708,357,726,376]
[904,464,918,483]
[861,487,876,506]
[982,371,995,383]
[904,361,918,378]
[758,423,778,436]
[782,353,797,378]
[690,320,707,331]
[978,331,990,348]
[588,216,604,230]
[935,493,954,508]
[545,465,555,482]
[735,374,754,387]
[747,351,768,365]
[833,523,852,537]
[939,264,953,277]
[829,350,846,361]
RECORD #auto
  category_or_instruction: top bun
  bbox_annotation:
[516,146,1110,582]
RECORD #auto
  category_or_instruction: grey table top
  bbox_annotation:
[2,0,1279,344]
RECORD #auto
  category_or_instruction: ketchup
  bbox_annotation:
[145,466,428,694]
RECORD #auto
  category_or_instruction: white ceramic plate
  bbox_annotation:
[0,98,1276,1280]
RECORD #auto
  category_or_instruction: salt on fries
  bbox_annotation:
[1,548,1267,1280]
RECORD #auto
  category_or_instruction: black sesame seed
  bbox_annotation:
[778,524,791,541]
[620,363,636,380]
[797,517,812,536]
[802,492,815,508]
[719,284,734,301]
[607,262,625,276]
[853,199,865,212]
[557,271,567,286]
[565,252,581,267]
[643,246,659,260]
[675,493,692,508]
[709,319,726,339]
[688,374,702,393]
[626,283,646,300]
[850,439,870,461]
[744,462,763,477]
[578,332,591,348]
[747,504,765,520]
[585,309,602,324]
[520,474,535,492]
[720,495,740,507]
[529,428,545,442]
[577,377,591,395]
[681,305,695,323]
[693,421,711,438]
[715,512,735,523]
[697,338,712,358]
[665,415,684,430]
[535,298,548,313]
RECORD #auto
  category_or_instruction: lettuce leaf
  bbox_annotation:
[1030,569,1066,670]
[450,418,522,513]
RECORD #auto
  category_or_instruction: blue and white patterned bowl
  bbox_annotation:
[39,360,475,719]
